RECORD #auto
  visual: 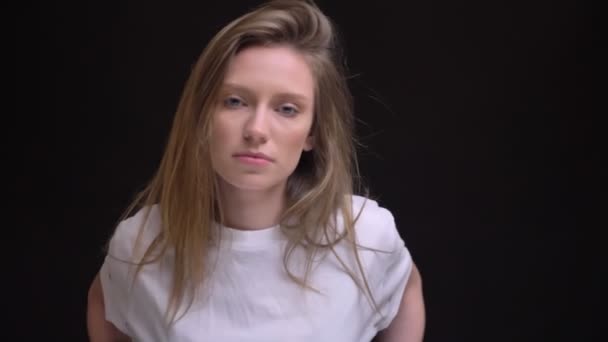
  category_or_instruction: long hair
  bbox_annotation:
[112,0,377,325]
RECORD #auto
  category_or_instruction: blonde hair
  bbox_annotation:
[112,0,378,325]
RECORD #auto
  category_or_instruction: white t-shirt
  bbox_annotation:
[100,195,413,341]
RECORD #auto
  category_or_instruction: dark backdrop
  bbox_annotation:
[15,0,589,341]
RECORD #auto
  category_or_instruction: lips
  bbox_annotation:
[233,151,274,162]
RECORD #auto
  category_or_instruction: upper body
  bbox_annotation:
[87,1,425,341]
[99,195,413,342]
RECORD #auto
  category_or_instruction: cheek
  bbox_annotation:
[282,125,312,154]
[209,122,233,166]
[211,116,237,147]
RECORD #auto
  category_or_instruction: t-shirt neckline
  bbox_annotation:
[217,223,286,250]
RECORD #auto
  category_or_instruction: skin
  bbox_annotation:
[87,45,425,341]
[210,45,315,230]
[87,273,130,341]
[376,264,426,342]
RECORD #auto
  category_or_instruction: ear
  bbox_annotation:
[303,135,314,151]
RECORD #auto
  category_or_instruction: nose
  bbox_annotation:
[243,106,269,145]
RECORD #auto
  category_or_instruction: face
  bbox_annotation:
[209,45,315,192]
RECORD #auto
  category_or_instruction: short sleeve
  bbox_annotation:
[98,220,136,335]
[372,213,413,331]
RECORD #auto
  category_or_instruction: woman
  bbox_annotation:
[87,1,425,341]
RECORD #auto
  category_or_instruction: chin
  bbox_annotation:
[219,174,284,192]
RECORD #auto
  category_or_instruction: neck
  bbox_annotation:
[217,179,286,230]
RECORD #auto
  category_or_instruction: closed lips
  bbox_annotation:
[234,152,273,161]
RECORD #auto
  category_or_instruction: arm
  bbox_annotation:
[376,263,426,342]
[86,272,131,342]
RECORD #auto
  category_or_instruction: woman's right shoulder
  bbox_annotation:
[106,205,162,261]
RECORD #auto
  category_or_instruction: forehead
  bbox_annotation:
[222,45,315,101]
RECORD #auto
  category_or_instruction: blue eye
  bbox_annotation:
[278,105,299,116]
[224,96,245,108]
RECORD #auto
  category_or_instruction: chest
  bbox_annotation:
[127,249,377,341]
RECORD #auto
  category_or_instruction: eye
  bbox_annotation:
[223,96,246,108]
[277,104,299,116]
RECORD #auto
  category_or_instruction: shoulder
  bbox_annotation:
[348,195,403,252]
[106,205,162,261]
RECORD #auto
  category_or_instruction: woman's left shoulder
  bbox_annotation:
[348,195,403,251]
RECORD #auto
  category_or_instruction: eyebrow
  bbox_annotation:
[221,83,311,103]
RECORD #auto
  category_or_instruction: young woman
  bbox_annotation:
[86,1,425,341]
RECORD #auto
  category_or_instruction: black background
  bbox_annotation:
[15,0,590,340]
